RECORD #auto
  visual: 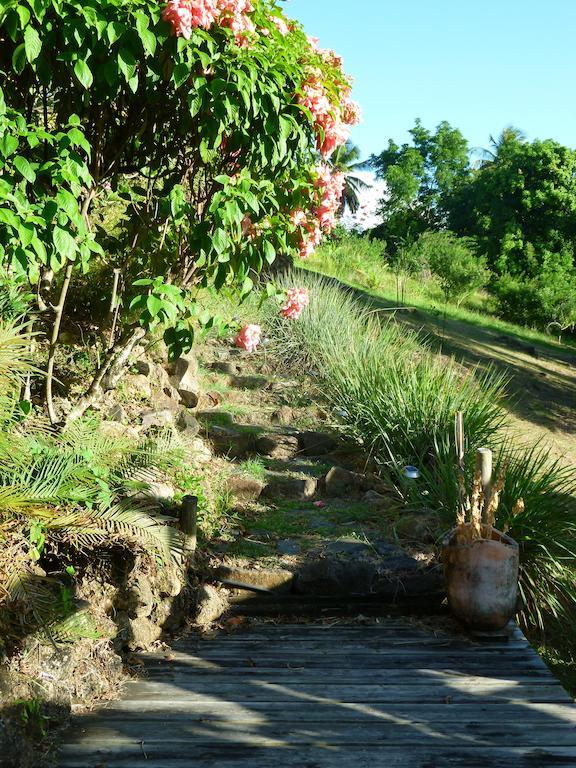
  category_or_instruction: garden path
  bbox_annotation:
[58,619,576,767]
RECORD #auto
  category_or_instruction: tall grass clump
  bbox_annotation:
[262,270,507,471]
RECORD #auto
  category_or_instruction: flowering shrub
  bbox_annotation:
[0,0,359,419]
[235,323,262,352]
[280,288,309,320]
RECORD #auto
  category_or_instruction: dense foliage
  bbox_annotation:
[0,0,359,420]
[370,122,576,333]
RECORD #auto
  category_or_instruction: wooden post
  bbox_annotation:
[476,448,493,523]
[180,495,198,562]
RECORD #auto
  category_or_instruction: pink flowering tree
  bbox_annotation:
[0,0,359,421]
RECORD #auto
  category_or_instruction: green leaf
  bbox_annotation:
[74,59,93,90]
[67,127,91,155]
[13,155,36,183]
[146,294,164,317]
[24,26,42,63]
[0,135,18,158]
[211,228,229,255]
[0,208,19,228]
[12,44,26,74]
[263,240,276,265]
[53,226,77,261]
[118,48,137,83]
[56,189,80,218]
[173,62,190,89]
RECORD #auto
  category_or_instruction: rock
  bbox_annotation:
[125,616,162,650]
[189,437,212,465]
[176,410,200,436]
[298,431,337,456]
[133,359,153,376]
[140,408,176,430]
[362,489,389,507]
[270,406,294,425]
[210,361,239,375]
[277,539,301,556]
[230,375,269,390]
[209,427,255,459]
[224,475,264,504]
[255,433,299,460]
[215,566,293,593]
[124,374,153,400]
[107,403,127,423]
[198,390,224,409]
[99,421,141,442]
[263,474,317,501]
[395,512,440,543]
[152,365,182,405]
[136,481,176,502]
[169,352,200,407]
[324,466,356,496]
[155,564,185,598]
[128,576,155,618]
[294,538,443,599]
[195,585,228,626]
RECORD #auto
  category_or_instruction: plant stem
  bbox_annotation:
[46,263,73,425]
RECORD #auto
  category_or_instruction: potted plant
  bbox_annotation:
[441,416,523,631]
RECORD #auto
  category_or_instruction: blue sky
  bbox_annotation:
[286,0,576,161]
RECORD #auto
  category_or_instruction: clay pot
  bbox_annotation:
[441,526,519,631]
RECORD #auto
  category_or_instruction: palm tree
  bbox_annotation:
[472,126,527,168]
[329,141,371,215]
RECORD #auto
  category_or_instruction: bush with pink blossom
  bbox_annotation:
[0,0,358,414]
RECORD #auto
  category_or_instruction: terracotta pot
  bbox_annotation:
[441,526,519,631]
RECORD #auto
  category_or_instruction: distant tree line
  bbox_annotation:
[369,120,576,334]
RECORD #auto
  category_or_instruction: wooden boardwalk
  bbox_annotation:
[59,620,576,767]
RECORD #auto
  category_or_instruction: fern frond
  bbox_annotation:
[53,501,183,561]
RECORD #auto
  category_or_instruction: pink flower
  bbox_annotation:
[162,0,255,41]
[162,0,218,36]
[342,97,362,126]
[290,208,307,227]
[270,15,290,36]
[280,288,309,320]
[235,324,261,352]
[297,71,350,158]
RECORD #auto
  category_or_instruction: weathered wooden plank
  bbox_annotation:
[63,720,576,747]
[56,745,576,768]
[139,667,556,683]
[138,653,544,669]
[122,680,572,703]
[175,638,530,652]
[99,700,576,723]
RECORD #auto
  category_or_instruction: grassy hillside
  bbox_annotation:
[303,235,576,468]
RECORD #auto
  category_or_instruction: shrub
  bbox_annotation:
[415,231,489,305]
[494,263,576,335]
[0,0,359,423]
